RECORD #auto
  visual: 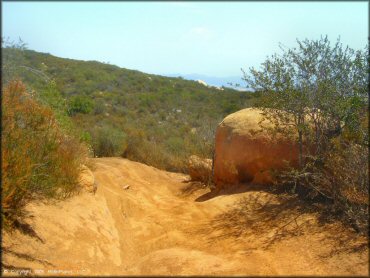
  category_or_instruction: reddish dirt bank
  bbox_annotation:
[2,158,368,276]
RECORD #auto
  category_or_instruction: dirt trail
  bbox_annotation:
[2,158,368,276]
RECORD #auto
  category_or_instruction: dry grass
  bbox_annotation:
[273,140,368,234]
[2,80,88,230]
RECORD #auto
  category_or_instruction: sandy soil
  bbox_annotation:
[2,157,368,276]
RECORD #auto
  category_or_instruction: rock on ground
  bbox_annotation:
[188,155,212,184]
[78,165,97,193]
[213,108,299,188]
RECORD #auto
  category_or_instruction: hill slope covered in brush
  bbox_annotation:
[3,47,259,171]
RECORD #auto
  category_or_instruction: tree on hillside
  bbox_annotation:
[242,36,368,232]
[243,36,368,168]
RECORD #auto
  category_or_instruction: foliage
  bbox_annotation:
[2,37,28,84]
[321,141,368,232]
[2,45,259,172]
[89,125,127,157]
[2,81,88,230]
[2,39,90,144]
[244,36,368,163]
[243,36,368,232]
[67,95,94,116]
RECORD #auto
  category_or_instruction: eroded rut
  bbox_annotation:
[2,158,368,276]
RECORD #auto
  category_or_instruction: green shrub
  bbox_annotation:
[90,126,127,157]
[93,99,106,115]
[2,81,88,229]
[67,95,94,116]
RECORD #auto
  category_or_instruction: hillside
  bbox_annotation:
[162,73,247,90]
[3,158,368,276]
[3,47,259,172]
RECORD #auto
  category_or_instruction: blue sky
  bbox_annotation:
[2,1,368,77]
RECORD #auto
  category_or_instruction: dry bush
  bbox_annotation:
[274,140,368,234]
[89,125,127,157]
[120,116,218,174]
[318,141,368,233]
[123,135,187,172]
[2,81,88,229]
[188,155,213,185]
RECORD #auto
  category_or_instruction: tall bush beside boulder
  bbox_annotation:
[242,36,368,232]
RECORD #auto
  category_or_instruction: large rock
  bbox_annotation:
[188,155,212,184]
[213,108,299,188]
[78,165,97,193]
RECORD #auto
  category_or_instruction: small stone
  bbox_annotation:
[123,185,130,190]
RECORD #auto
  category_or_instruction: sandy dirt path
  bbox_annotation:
[2,158,368,276]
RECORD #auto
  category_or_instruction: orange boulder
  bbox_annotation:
[213,108,299,188]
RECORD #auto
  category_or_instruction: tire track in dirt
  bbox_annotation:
[2,157,368,276]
